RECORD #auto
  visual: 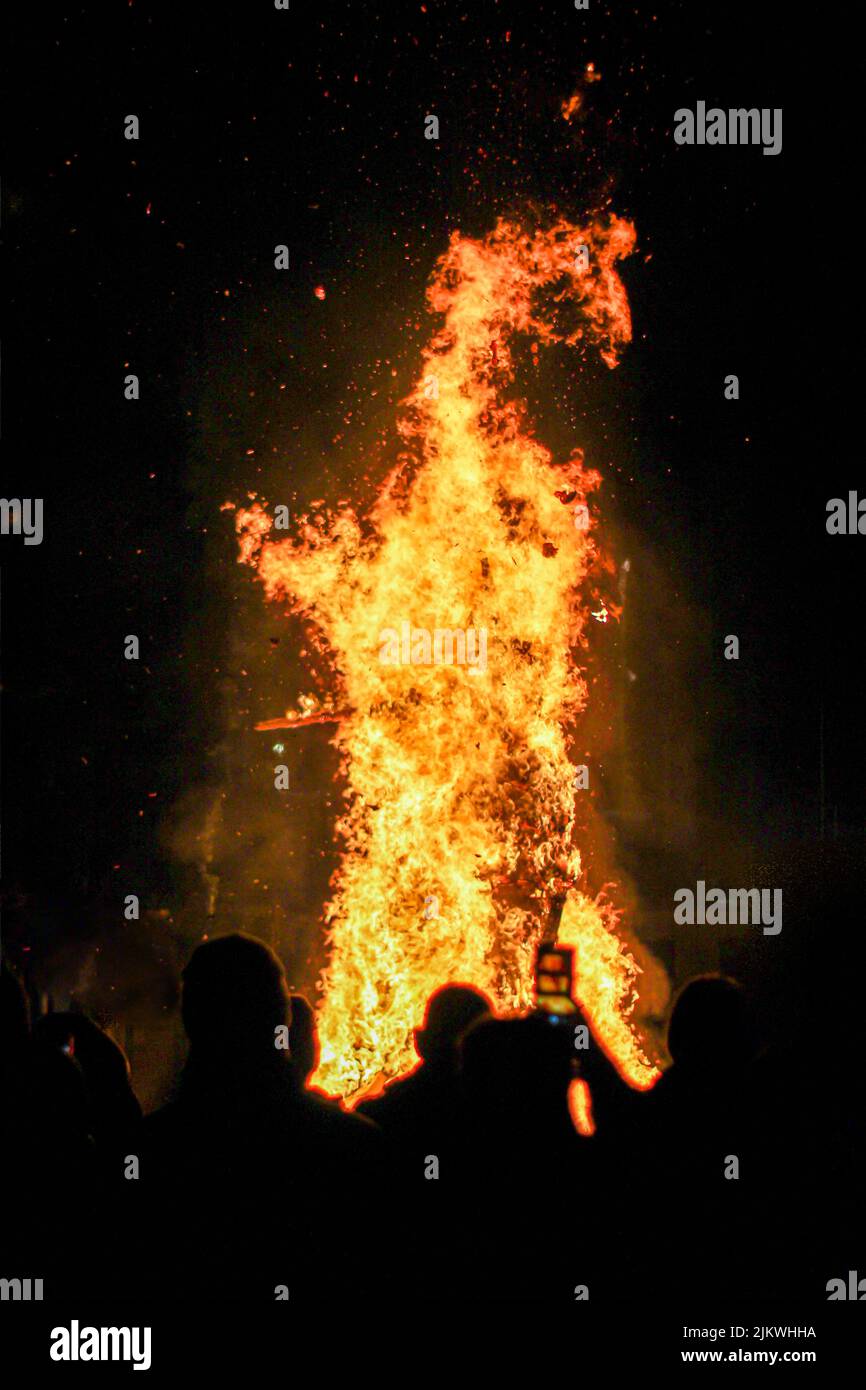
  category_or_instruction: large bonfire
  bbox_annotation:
[236,211,659,1103]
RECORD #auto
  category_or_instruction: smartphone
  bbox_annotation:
[534,941,577,1017]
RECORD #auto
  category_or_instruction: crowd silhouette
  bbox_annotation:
[1,916,862,1305]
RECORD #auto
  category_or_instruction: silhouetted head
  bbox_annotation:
[667,975,754,1073]
[181,934,291,1060]
[288,993,318,1084]
[414,984,491,1065]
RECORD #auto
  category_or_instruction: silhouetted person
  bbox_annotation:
[358,983,490,1154]
[639,975,756,1150]
[623,975,760,1301]
[353,985,489,1300]
[0,967,96,1289]
[33,1012,141,1164]
[124,934,384,1301]
[743,852,866,1298]
[454,1013,600,1300]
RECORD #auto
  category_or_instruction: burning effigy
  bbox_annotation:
[234,213,659,1102]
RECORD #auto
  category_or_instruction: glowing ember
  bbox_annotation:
[561,94,582,123]
[237,212,659,1101]
[254,712,346,731]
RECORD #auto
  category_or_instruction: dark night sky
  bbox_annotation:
[2,3,863,1010]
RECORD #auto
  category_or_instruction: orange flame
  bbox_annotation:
[238,213,659,1101]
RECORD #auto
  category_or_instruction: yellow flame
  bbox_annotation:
[238,213,659,1100]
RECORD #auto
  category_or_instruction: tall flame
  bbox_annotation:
[237,213,658,1099]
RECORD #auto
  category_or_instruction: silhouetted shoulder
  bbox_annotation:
[293,1089,381,1146]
